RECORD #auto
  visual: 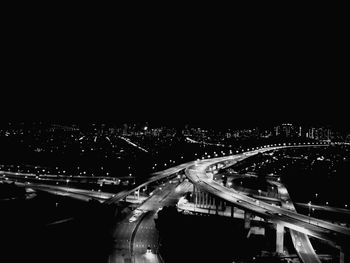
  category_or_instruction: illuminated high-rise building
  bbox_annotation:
[122,123,128,135]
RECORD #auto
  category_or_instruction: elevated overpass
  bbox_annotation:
[185,144,350,263]
[2,142,349,262]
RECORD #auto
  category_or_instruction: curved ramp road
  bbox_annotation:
[2,143,348,262]
[270,180,321,263]
[185,147,350,261]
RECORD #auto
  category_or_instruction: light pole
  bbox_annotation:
[66,179,70,194]
[308,201,311,223]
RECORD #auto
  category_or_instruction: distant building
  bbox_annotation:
[122,124,128,135]
[50,124,80,132]
[282,123,292,137]
[306,127,331,140]
[274,123,296,137]
[274,126,280,136]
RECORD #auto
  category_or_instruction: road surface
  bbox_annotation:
[270,180,321,263]
[108,180,192,263]
[185,149,350,253]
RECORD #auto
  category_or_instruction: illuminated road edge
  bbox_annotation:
[2,142,349,262]
[185,144,350,263]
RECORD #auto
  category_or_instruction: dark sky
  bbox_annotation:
[2,20,348,131]
[3,78,347,130]
[4,53,347,129]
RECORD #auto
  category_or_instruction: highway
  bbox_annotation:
[108,179,192,263]
[12,181,116,201]
[294,202,350,215]
[216,156,346,262]
[185,149,350,253]
[218,152,324,262]
[104,161,195,205]
[2,142,348,262]
[0,161,194,206]
[0,170,129,183]
[270,180,321,263]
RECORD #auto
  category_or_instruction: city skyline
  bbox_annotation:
[2,14,349,263]
[1,117,349,262]
[1,120,349,133]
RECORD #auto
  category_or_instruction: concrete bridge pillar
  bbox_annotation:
[194,187,198,207]
[195,187,201,208]
[276,224,284,254]
[202,192,205,207]
[244,211,251,229]
[205,193,209,207]
[198,190,202,207]
[340,250,344,263]
[134,189,140,200]
[231,205,235,218]
[198,192,201,207]
[200,192,205,207]
[209,195,214,212]
[338,247,348,263]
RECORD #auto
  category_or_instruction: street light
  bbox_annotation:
[308,201,312,223]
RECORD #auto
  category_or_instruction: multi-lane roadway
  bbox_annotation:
[185,148,350,254]
[108,179,192,263]
[1,143,349,263]
[270,180,321,263]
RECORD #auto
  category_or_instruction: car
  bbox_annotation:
[183,210,193,215]
[129,215,138,223]
[296,241,302,247]
[146,245,152,253]
[133,209,143,216]
[275,213,282,216]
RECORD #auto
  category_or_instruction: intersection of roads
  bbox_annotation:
[1,143,349,263]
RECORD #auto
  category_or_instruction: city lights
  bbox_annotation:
[0,122,349,262]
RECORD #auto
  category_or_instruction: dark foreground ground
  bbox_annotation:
[156,206,293,263]
[0,186,116,263]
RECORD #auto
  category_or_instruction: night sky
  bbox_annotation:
[2,22,348,131]
[3,80,347,131]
